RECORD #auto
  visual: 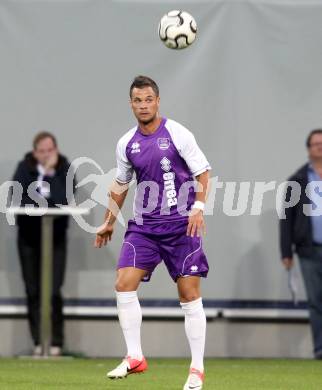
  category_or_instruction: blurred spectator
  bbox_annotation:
[13,131,74,356]
[280,129,322,360]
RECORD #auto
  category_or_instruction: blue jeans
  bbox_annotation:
[300,246,322,356]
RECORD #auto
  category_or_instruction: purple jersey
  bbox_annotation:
[115,118,211,229]
[116,118,211,282]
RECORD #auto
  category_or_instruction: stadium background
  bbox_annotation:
[0,0,322,358]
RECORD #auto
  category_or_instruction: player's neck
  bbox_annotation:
[138,116,162,135]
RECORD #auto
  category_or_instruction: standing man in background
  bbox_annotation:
[13,132,73,357]
[280,129,322,359]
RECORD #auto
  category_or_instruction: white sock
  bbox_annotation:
[116,290,143,360]
[180,297,206,372]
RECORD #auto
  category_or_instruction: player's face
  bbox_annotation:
[33,137,58,166]
[130,87,160,124]
[309,134,322,160]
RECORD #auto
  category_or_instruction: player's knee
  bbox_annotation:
[115,279,134,292]
[180,291,200,303]
[115,280,126,292]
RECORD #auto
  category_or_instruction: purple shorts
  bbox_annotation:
[117,220,209,282]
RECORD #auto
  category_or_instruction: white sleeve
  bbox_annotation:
[115,137,134,184]
[166,119,211,176]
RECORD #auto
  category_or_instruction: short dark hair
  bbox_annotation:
[33,131,57,150]
[306,129,322,148]
[129,75,159,98]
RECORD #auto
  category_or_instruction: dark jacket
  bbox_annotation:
[279,163,313,259]
[12,152,74,243]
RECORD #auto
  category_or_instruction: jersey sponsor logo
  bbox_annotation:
[161,158,178,207]
[157,137,170,150]
[160,157,171,172]
[131,142,140,153]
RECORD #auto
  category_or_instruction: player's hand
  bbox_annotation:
[94,221,114,248]
[282,257,294,270]
[187,208,206,238]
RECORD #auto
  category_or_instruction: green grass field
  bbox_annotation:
[0,358,322,390]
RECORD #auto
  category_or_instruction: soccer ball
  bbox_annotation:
[158,10,197,50]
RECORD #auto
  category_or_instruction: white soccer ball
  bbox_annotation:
[158,10,197,50]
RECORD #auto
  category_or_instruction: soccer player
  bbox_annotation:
[95,75,211,390]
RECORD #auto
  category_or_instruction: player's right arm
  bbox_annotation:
[94,133,135,248]
[94,181,129,248]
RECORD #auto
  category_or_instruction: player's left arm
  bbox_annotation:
[186,170,210,237]
[167,120,212,237]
